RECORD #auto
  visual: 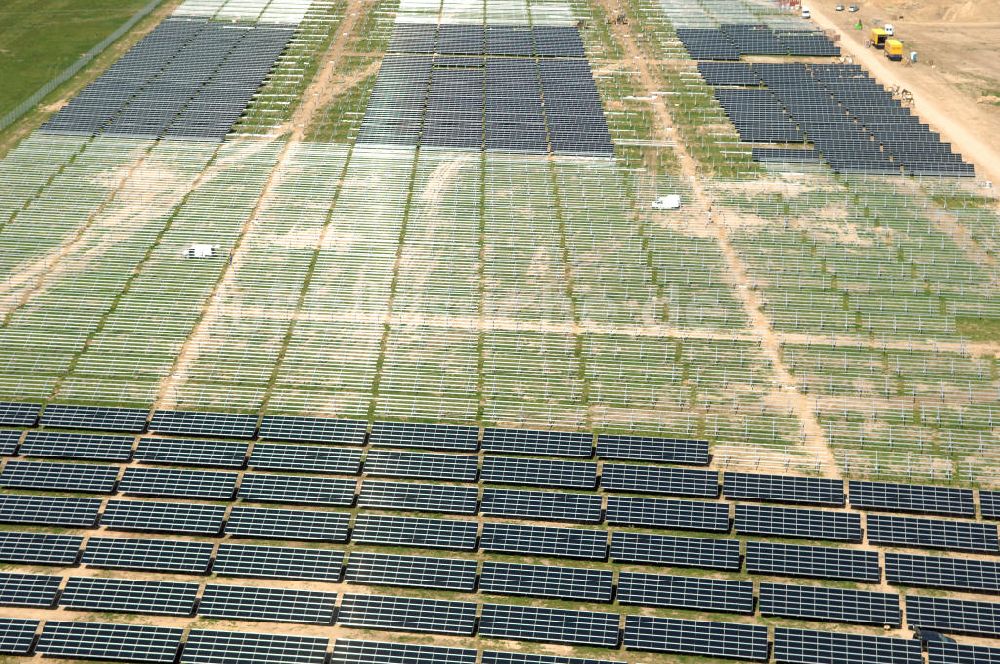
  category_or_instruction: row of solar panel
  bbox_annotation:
[388,23,587,58]
[0,620,992,664]
[677,24,839,60]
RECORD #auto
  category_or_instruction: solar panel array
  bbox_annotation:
[624,615,769,661]
[678,24,839,59]
[759,582,901,626]
[906,595,1000,637]
[867,514,999,553]
[724,472,845,506]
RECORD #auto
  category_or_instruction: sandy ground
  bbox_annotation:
[806,0,1000,184]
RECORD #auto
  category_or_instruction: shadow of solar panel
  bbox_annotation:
[849,481,975,517]
[183,630,330,664]
[364,450,478,481]
[484,653,625,664]
[60,577,198,616]
[601,464,719,497]
[226,506,350,542]
[481,456,597,489]
[886,552,1000,593]
[624,616,768,660]
[617,572,753,613]
[83,537,213,573]
[773,627,922,664]
[724,473,845,506]
[482,488,602,523]
[981,490,1000,520]
[368,422,479,451]
[359,480,478,514]
[0,460,120,493]
[480,561,612,602]
[0,495,101,527]
[0,618,38,655]
[135,437,248,467]
[352,515,478,550]
[338,594,476,634]
[259,415,368,445]
[150,410,257,438]
[214,543,344,582]
[480,522,607,560]
[330,639,477,664]
[596,435,708,464]
[120,466,237,499]
[249,444,361,474]
[611,532,740,570]
[482,428,592,457]
[480,604,620,647]
[41,404,148,432]
[0,402,40,427]
[746,541,880,582]
[906,595,1000,637]
[761,583,900,626]
[37,622,183,663]
[199,584,337,624]
[735,504,862,541]
[101,499,225,535]
[607,496,730,532]
[346,552,477,591]
[21,431,134,461]
[0,531,81,565]
[0,573,61,607]
[868,515,999,554]
[238,473,356,506]
[928,642,1000,664]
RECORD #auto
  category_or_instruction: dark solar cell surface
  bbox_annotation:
[0,459,120,493]
[330,639,477,664]
[0,618,38,655]
[345,552,477,591]
[183,629,330,664]
[481,488,602,522]
[101,499,226,535]
[480,522,608,560]
[60,576,199,615]
[760,582,901,626]
[601,464,719,497]
[745,541,881,582]
[481,428,593,457]
[214,543,344,582]
[0,402,40,427]
[773,627,922,664]
[868,514,999,553]
[928,642,1000,664]
[0,494,102,527]
[724,472,845,506]
[199,584,338,624]
[149,409,257,438]
[906,595,1000,637]
[225,506,351,541]
[0,572,62,607]
[735,504,862,541]
[37,621,183,663]
[596,434,709,464]
[238,472,356,506]
[849,481,975,517]
[886,552,1000,593]
[0,531,82,565]
[358,480,479,514]
[248,443,361,474]
[610,532,741,570]
[338,594,477,635]
[259,415,368,445]
[480,561,613,602]
[606,496,731,532]
[352,514,478,550]
[135,437,248,467]
[21,431,134,461]
[617,571,754,613]
[624,615,769,661]
[83,537,213,573]
[481,456,597,489]
[40,404,148,432]
[480,604,621,647]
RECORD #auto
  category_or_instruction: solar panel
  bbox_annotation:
[906,595,1000,637]
[480,456,597,489]
[760,582,901,626]
[363,450,478,481]
[0,618,38,655]
[601,463,719,497]
[928,642,1000,664]
[119,466,238,499]
[746,541,881,582]
[724,472,845,506]
[0,401,40,427]
[868,514,999,553]
[606,496,730,532]
[37,622,183,663]
[0,572,61,607]
[0,531,82,565]
[480,604,621,647]
[849,480,975,517]
[0,459,120,493]
[83,537,214,573]
[886,552,1000,592]
[213,543,345,581]
[773,627,922,664]
[346,551,477,590]
[368,421,479,451]
[149,409,257,438]
[981,490,1000,520]
[199,583,337,624]
[358,480,479,514]
[481,488,602,522]
[624,616,768,661]
[259,414,368,445]
[60,577,199,615]
[480,522,608,560]
[101,499,226,535]
[596,434,709,464]
[249,443,362,474]
[135,437,248,468]
[182,629,330,664]
[329,639,477,664]
[238,472,356,506]
[483,653,626,664]
[225,506,350,541]
[41,404,148,432]
[735,504,862,541]
[480,561,613,602]
[610,532,741,570]
[0,430,19,455]
[338,593,477,634]
[482,428,593,457]
[352,514,479,550]
[617,571,753,613]
[21,431,134,461]
[0,494,101,526]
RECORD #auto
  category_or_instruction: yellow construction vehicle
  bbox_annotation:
[869,27,888,48]
[884,38,904,61]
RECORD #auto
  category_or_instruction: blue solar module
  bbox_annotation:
[596,434,709,464]
[183,630,330,664]
[149,410,257,438]
[259,415,368,445]
[601,464,719,497]
[482,428,593,457]
[37,622,183,663]
[773,627,922,664]
[618,572,754,613]
[746,541,881,582]
[928,642,1000,664]
[40,404,148,432]
[907,595,1000,637]
[20,431,134,461]
[480,604,621,647]
[886,552,1000,593]
[480,522,608,560]
[368,421,479,451]
[0,531,82,565]
[0,494,102,527]
[225,506,351,542]
[358,480,479,514]
[606,496,730,532]
[0,618,38,655]
[101,499,226,535]
[0,430,20,455]
[330,639,477,664]
[135,437,248,468]
[481,488,602,522]
[248,443,362,474]
[83,537,213,573]
[0,402,40,427]
[610,532,741,570]
[624,615,769,661]
[238,472,356,506]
